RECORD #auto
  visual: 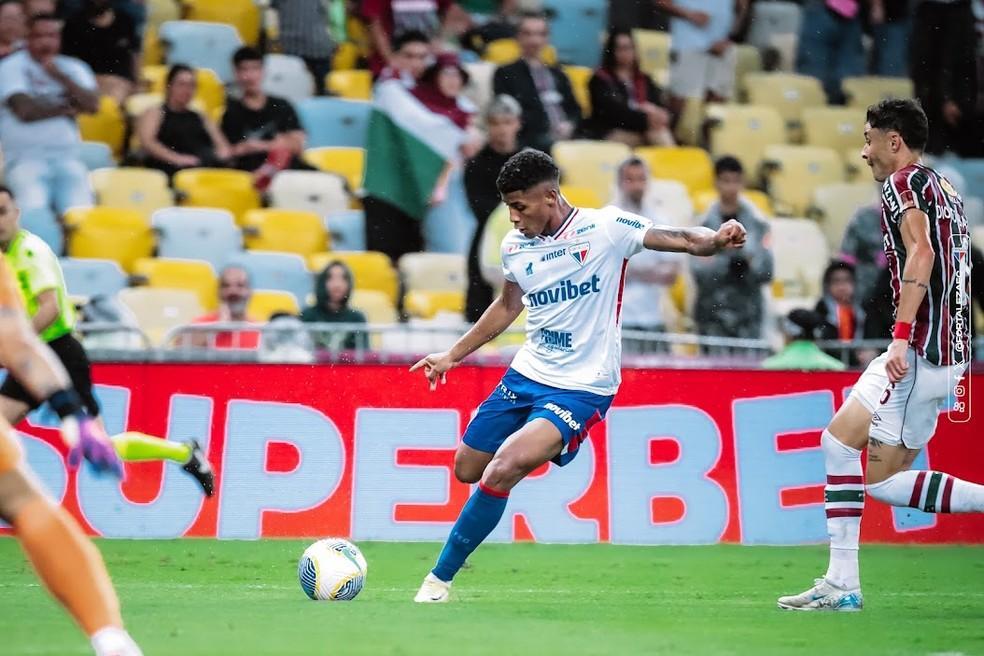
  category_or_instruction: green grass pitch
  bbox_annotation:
[2,539,983,655]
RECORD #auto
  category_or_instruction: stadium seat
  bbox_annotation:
[296,98,371,149]
[117,288,203,346]
[263,54,314,102]
[563,65,592,115]
[173,168,261,224]
[310,251,399,305]
[744,73,826,138]
[141,25,163,66]
[633,29,671,82]
[327,70,372,101]
[268,171,350,217]
[809,182,879,249]
[78,141,115,170]
[635,147,714,197]
[841,76,914,109]
[225,251,313,307]
[560,185,602,209]
[183,0,260,45]
[746,1,802,52]
[763,145,845,216]
[332,41,361,72]
[693,189,774,218]
[324,210,366,252]
[404,289,465,319]
[463,62,495,117]
[801,107,866,155]
[60,257,127,299]
[647,179,696,226]
[734,43,764,101]
[247,289,300,320]
[90,167,174,219]
[705,104,787,183]
[303,147,365,192]
[841,147,868,183]
[552,140,631,205]
[542,0,605,66]
[152,207,242,270]
[398,253,466,293]
[132,257,218,310]
[77,96,126,159]
[349,289,397,324]
[482,38,556,66]
[769,217,829,300]
[141,66,225,114]
[159,21,242,83]
[20,207,63,255]
[64,207,154,272]
[944,158,984,204]
[242,209,330,257]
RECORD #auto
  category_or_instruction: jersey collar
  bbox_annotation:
[545,206,578,241]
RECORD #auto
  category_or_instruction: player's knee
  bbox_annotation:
[0,468,43,525]
[453,452,482,484]
[480,455,522,492]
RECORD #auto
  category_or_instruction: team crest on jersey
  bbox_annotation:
[940,176,959,198]
[570,241,590,266]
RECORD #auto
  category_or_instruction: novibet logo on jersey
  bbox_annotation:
[527,275,602,307]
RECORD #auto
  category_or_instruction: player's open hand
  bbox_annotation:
[64,415,124,478]
[409,351,457,391]
[715,220,747,251]
[885,338,910,384]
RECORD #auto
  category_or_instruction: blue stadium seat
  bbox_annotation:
[78,141,115,170]
[296,98,371,148]
[542,0,604,67]
[59,257,127,299]
[324,210,366,252]
[152,207,243,270]
[20,207,63,254]
[224,251,313,307]
[159,20,241,83]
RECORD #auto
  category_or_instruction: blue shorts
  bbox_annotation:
[462,368,614,467]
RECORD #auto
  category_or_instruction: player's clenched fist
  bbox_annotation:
[715,219,747,250]
[409,351,457,391]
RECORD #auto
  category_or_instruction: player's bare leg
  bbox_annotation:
[452,443,494,484]
[415,419,562,603]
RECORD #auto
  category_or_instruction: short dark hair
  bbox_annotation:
[0,185,14,200]
[823,259,856,288]
[618,156,647,179]
[166,63,195,86]
[393,29,430,52]
[322,260,354,307]
[714,155,743,177]
[518,10,548,27]
[233,46,263,68]
[866,98,928,153]
[28,12,60,29]
[496,148,559,195]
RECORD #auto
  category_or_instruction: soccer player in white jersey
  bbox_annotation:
[411,149,747,602]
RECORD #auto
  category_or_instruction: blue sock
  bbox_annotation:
[432,483,509,582]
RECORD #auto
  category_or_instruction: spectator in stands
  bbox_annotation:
[911,0,979,155]
[464,94,521,322]
[656,0,745,117]
[814,259,864,364]
[0,13,97,216]
[301,261,368,351]
[61,0,139,104]
[190,265,260,349]
[692,156,773,340]
[796,0,865,104]
[492,11,581,152]
[273,0,336,96]
[0,0,25,59]
[222,47,307,191]
[839,201,886,311]
[762,309,846,371]
[376,29,431,88]
[137,64,231,178]
[611,157,683,347]
[869,0,909,77]
[362,0,469,76]
[259,312,315,363]
[586,28,674,147]
[461,0,520,56]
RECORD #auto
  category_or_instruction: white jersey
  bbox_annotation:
[501,205,654,396]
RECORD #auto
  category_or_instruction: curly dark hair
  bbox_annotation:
[496,148,560,195]
[866,98,928,153]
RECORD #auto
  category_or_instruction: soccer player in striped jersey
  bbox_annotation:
[779,99,980,612]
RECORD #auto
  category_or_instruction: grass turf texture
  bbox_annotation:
[2,540,984,655]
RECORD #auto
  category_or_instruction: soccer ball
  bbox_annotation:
[297,538,368,601]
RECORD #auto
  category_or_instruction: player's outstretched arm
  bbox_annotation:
[885,207,935,382]
[410,280,525,390]
[642,219,747,256]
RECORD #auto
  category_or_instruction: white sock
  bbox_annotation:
[868,470,984,513]
[821,430,863,590]
[90,627,142,656]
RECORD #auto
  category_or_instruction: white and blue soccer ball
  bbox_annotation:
[297,538,367,601]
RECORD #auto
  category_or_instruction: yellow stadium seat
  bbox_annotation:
[64,207,155,272]
[183,0,261,45]
[633,29,671,82]
[635,147,714,197]
[744,73,826,139]
[841,147,869,183]
[673,97,704,146]
[482,38,556,65]
[77,96,126,159]
[769,217,830,300]
[309,251,399,305]
[89,167,174,219]
[559,185,602,209]
[141,66,224,113]
[841,76,914,109]
[809,182,879,249]
[693,189,774,217]
[139,64,166,92]
[173,168,261,224]
[398,253,466,293]
[705,104,786,183]
[563,65,592,116]
[552,140,631,204]
[763,145,845,216]
[802,107,865,154]
[141,25,163,67]
[332,41,361,71]
[327,70,372,101]
[404,290,465,319]
[303,147,365,192]
[734,43,763,101]
[349,289,398,324]
[117,288,203,346]
[132,257,218,310]
[248,289,301,320]
[242,209,330,257]
[146,0,180,33]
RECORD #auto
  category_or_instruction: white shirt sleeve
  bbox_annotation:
[0,55,29,103]
[500,239,517,283]
[61,57,97,91]
[602,207,654,259]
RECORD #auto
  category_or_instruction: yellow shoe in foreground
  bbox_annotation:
[414,572,451,603]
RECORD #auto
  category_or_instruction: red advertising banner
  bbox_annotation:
[10,364,984,544]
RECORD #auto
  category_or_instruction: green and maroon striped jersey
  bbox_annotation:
[880,163,972,366]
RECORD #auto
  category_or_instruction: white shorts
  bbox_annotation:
[849,349,968,450]
[668,47,737,100]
